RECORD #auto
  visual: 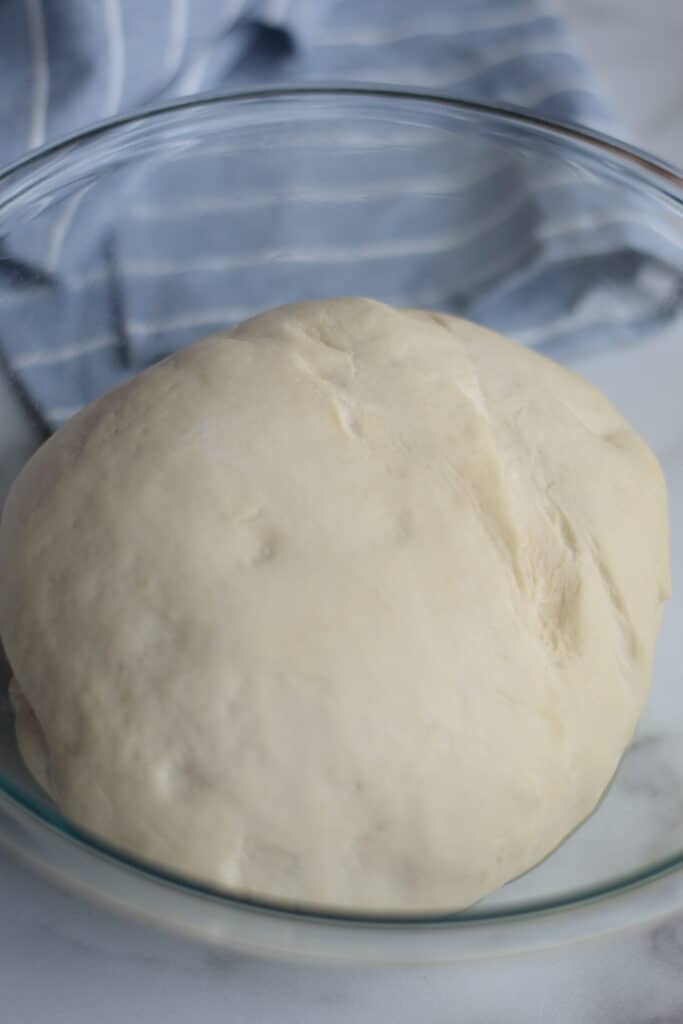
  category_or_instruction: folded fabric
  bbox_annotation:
[0,0,680,429]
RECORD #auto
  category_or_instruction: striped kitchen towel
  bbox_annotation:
[0,0,680,428]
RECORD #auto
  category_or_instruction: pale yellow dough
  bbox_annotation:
[0,298,670,911]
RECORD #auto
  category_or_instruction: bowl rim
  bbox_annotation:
[0,83,681,945]
[0,83,681,200]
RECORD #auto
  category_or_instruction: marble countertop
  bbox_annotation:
[2,1,683,1020]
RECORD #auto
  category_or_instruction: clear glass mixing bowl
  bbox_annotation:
[0,87,682,963]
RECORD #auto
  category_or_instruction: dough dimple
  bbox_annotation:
[0,298,669,912]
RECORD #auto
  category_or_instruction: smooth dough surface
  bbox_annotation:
[0,298,670,911]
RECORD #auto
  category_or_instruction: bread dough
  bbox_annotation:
[0,298,670,912]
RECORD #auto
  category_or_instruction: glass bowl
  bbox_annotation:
[0,87,682,964]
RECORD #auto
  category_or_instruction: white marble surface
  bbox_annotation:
[2,1,683,1020]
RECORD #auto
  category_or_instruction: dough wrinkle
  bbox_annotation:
[589,539,641,665]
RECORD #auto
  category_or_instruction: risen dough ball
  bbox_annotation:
[0,299,670,911]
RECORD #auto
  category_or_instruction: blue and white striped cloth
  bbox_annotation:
[0,0,680,428]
